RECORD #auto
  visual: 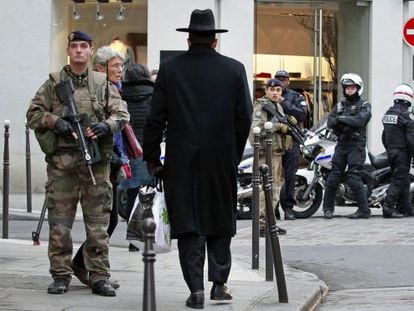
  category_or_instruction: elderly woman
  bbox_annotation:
[71,46,126,291]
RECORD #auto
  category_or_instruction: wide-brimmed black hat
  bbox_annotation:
[176,9,228,33]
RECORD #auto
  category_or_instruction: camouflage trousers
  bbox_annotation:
[46,161,112,284]
[258,154,283,230]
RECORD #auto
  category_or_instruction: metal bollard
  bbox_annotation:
[251,126,261,270]
[259,164,288,303]
[25,121,32,213]
[2,120,10,239]
[142,217,157,311]
[264,121,274,281]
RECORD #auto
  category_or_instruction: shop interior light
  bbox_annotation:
[72,2,81,21]
[115,2,125,21]
[96,2,104,21]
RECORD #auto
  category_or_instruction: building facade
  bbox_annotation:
[0,0,413,192]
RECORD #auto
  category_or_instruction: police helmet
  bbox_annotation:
[340,73,363,96]
[393,83,414,106]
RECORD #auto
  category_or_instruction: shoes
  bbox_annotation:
[185,290,204,309]
[284,209,296,220]
[91,280,116,297]
[71,261,89,286]
[109,279,120,289]
[324,210,333,219]
[347,210,370,219]
[210,283,232,301]
[129,243,140,252]
[47,277,70,294]
[383,210,404,218]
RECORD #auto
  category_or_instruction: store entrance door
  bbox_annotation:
[254,0,338,127]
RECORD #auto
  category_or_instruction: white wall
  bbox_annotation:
[0,0,52,193]
[147,0,254,93]
[370,0,404,154]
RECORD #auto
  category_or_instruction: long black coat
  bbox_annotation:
[143,44,252,238]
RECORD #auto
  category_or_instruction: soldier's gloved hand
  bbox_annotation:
[288,115,297,126]
[54,118,75,138]
[90,122,111,139]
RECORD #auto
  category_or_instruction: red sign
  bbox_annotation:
[403,18,414,47]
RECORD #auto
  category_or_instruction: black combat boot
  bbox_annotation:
[284,208,296,220]
[91,280,116,297]
[347,209,371,219]
[47,277,70,294]
[323,210,333,219]
[382,203,403,218]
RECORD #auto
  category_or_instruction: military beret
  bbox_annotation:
[274,70,290,79]
[266,79,283,88]
[68,30,93,43]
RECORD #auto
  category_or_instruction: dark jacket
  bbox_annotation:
[143,44,253,238]
[382,102,414,154]
[328,97,371,145]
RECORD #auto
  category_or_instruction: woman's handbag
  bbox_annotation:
[127,178,171,253]
[122,122,143,159]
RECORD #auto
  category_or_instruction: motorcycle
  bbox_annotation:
[280,114,414,218]
[237,147,254,219]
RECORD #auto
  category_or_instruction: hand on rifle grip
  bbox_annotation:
[287,115,297,126]
[54,118,77,139]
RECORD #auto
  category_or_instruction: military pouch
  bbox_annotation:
[34,130,58,156]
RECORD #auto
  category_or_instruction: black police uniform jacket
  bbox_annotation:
[382,103,414,154]
[143,44,253,238]
[327,97,371,146]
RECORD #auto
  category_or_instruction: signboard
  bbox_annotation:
[403,18,414,47]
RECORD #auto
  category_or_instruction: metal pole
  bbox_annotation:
[313,8,318,125]
[251,126,261,270]
[260,164,288,303]
[25,121,32,213]
[264,121,273,281]
[2,120,10,239]
[142,218,156,311]
[318,8,323,120]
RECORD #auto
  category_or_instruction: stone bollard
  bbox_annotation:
[260,164,288,303]
[2,120,10,239]
[142,217,157,311]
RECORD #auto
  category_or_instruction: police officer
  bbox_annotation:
[27,31,130,296]
[250,79,293,236]
[322,73,372,219]
[274,70,308,220]
[381,84,414,218]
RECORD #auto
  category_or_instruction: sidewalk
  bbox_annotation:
[0,193,328,310]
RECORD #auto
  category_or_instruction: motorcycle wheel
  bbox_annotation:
[280,176,322,218]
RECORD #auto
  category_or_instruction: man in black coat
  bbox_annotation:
[143,9,252,309]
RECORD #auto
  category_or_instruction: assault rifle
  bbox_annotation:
[55,79,101,185]
[262,103,305,145]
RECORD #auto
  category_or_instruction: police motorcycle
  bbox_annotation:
[280,113,414,218]
[237,146,254,219]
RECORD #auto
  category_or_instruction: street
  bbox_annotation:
[2,203,414,310]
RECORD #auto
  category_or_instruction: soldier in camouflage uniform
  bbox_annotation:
[250,79,294,237]
[26,31,129,297]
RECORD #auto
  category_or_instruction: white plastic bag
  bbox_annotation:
[127,180,171,253]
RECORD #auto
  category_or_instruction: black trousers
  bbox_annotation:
[72,184,118,269]
[177,233,232,293]
[323,144,369,213]
[281,142,300,210]
[384,148,411,212]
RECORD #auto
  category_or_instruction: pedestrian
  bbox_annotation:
[274,70,308,220]
[120,63,155,252]
[250,79,292,237]
[26,31,129,296]
[381,84,414,218]
[70,46,127,290]
[143,9,252,309]
[322,73,371,219]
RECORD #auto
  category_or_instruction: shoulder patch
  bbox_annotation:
[300,101,307,106]
[382,114,398,124]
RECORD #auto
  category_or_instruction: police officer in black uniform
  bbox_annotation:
[274,70,308,220]
[381,84,414,218]
[323,73,372,219]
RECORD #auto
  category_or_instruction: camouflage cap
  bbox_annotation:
[68,30,93,43]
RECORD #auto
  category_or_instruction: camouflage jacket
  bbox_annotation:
[249,96,293,155]
[27,66,130,162]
